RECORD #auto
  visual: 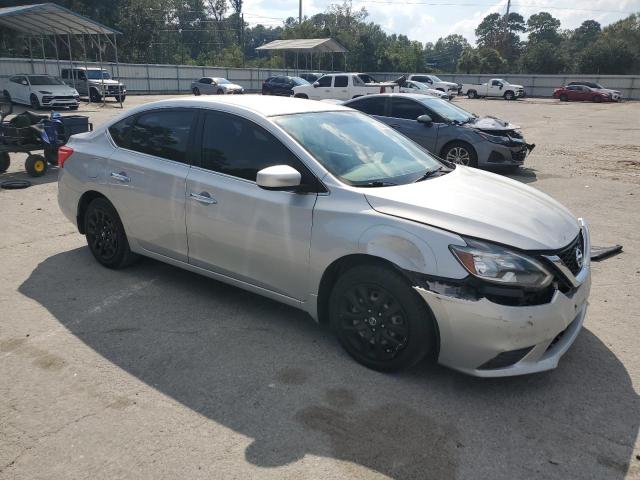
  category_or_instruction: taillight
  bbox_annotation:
[58,145,74,168]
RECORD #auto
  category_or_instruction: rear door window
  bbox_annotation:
[348,96,387,116]
[334,76,348,88]
[126,109,196,163]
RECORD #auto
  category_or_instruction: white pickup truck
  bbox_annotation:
[461,78,526,100]
[407,74,458,98]
[291,73,397,100]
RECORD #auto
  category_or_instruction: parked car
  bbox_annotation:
[3,74,79,110]
[567,81,622,101]
[261,76,310,96]
[191,77,244,95]
[461,78,525,100]
[396,78,451,100]
[61,67,126,103]
[554,84,620,102]
[57,95,590,377]
[407,74,459,97]
[299,72,324,83]
[343,93,534,169]
[292,73,397,100]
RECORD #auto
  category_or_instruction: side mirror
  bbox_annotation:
[21,80,28,86]
[256,165,302,190]
[313,82,319,88]
[417,114,433,127]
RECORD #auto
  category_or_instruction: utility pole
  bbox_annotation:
[502,0,511,58]
[299,0,302,24]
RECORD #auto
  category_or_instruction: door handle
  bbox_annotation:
[190,191,217,205]
[110,172,130,183]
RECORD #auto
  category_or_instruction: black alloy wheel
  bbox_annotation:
[330,264,435,372]
[85,198,137,269]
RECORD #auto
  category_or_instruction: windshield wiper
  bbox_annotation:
[413,166,443,182]
[358,180,398,188]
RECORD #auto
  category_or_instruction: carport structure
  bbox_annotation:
[0,2,122,106]
[256,38,348,72]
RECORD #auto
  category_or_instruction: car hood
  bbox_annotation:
[35,84,77,95]
[440,81,458,88]
[221,83,243,90]
[88,79,121,86]
[465,116,520,132]
[595,88,620,95]
[364,166,579,251]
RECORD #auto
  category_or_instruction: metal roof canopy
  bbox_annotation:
[0,3,120,36]
[256,38,347,54]
[0,3,123,107]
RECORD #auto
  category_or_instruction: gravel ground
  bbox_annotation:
[0,95,639,480]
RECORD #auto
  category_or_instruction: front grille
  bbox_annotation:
[511,149,527,162]
[556,232,584,275]
[54,96,75,100]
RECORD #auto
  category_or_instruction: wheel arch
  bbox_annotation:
[76,190,108,234]
[439,138,476,158]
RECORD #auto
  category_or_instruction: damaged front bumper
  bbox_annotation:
[413,219,591,377]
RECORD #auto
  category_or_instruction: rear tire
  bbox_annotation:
[294,94,309,99]
[559,93,568,102]
[25,154,47,177]
[0,152,9,173]
[84,197,138,269]
[442,141,478,167]
[329,264,436,372]
[3,90,11,103]
[193,87,200,96]
[69,105,79,110]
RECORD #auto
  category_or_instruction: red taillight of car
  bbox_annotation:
[58,145,74,168]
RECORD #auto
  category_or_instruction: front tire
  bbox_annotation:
[89,88,102,103]
[467,90,477,99]
[329,264,436,372]
[3,90,11,103]
[504,90,515,100]
[29,94,41,110]
[115,94,126,103]
[592,95,602,103]
[442,141,478,167]
[0,152,9,173]
[84,198,138,269]
[559,93,568,102]
[217,89,224,95]
[193,87,200,96]
[294,94,309,99]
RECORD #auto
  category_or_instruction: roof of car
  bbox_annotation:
[139,95,351,117]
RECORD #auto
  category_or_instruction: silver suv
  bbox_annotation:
[57,96,591,376]
[61,67,126,103]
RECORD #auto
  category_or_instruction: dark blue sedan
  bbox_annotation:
[261,76,310,97]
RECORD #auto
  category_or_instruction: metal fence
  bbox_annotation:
[2,57,639,99]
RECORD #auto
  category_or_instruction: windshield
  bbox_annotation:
[86,70,112,80]
[411,81,430,90]
[214,78,231,84]
[430,75,442,82]
[28,75,64,86]
[419,97,473,122]
[273,111,442,186]
[291,77,311,86]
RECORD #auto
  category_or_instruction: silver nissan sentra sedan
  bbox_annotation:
[57,96,591,377]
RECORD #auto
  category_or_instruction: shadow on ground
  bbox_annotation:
[18,248,640,479]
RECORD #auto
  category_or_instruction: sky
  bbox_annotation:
[241,0,640,45]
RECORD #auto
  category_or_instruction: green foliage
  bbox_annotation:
[527,12,562,45]
[520,41,567,74]
[0,0,638,75]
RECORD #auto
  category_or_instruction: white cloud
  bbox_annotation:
[242,0,640,43]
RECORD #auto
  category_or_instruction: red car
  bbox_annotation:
[553,85,613,103]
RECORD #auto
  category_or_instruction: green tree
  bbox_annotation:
[527,12,562,45]
[457,48,480,73]
[572,20,601,49]
[520,41,567,73]
[477,48,506,73]
[475,11,525,61]
[429,34,470,72]
[577,37,637,74]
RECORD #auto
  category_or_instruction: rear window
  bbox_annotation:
[128,110,195,163]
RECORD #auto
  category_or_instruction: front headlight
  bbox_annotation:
[476,131,512,145]
[450,238,552,288]
[39,90,52,94]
